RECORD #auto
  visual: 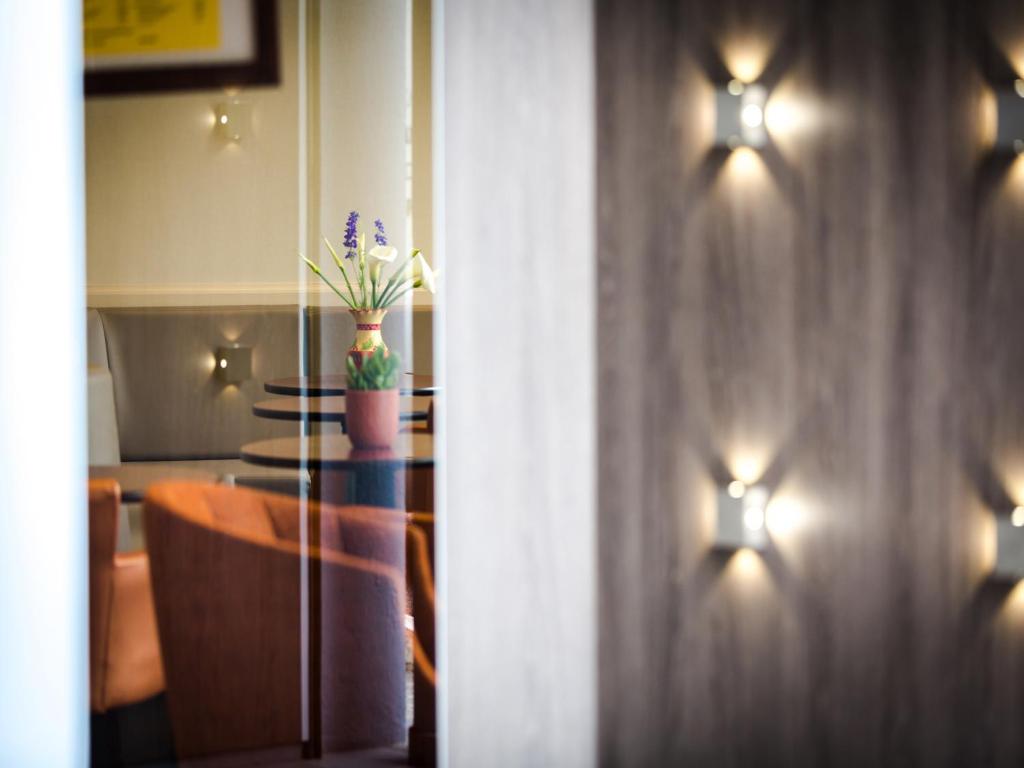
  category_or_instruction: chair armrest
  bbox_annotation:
[103,553,164,710]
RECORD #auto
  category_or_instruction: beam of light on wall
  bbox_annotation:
[700,477,719,548]
[725,547,769,582]
[1000,459,1024,507]
[723,145,769,184]
[691,75,718,156]
[1007,154,1024,196]
[978,509,998,577]
[979,86,998,153]
[1000,579,1024,624]
[991,27,1024,83]
[764,78,822,160]
[730,451,769,486]
[720,37,773,84]
[765,493,806,538]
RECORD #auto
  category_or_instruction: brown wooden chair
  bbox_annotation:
[88,480,164,713]
[142,481,409,761]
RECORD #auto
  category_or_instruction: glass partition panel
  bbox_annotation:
[83,1,437,764]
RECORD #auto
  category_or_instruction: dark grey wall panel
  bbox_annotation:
[597,0,1024,765]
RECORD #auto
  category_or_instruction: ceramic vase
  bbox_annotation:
[348,308,388,367]
[345,388,400,449]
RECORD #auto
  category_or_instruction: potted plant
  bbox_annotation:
[344,346,403,449]
[301,211,438,365]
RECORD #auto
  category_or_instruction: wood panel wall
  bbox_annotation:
[442,0,596,765]
[597,0,1024,765]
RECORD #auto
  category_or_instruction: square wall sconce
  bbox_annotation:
[995,80,1024,155]
[714,481,769,551]
[993,506,1024,582]
[214,100,251,143]
[715,80,768,150]
[215,345,252,384]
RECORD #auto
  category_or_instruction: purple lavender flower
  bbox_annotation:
[343,210,359,258]
[373,218,388,246]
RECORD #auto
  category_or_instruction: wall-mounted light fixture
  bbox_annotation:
[714,481,769,551]
[214,100,251,143]
[715,80,768,150]
[215,345,252,384]
[993,505,1024,581]
[995,80,1024,155]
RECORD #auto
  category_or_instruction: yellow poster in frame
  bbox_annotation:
[84,0,222,56]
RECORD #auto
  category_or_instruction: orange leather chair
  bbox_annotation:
[143,482,411,760]
[88,480,165,713]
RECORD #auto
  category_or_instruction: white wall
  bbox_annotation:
[0,1,87,764]
[440,0,597,764]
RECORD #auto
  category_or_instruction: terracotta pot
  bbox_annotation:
[349,308,388,367]
[345,388,400,449]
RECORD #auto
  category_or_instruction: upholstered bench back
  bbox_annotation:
[92,306,301,460]
[88,305,433,462]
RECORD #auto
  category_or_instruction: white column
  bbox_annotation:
[438,0,596,764]
[0,2,88,766]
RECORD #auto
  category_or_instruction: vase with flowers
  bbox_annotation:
[344,346,403,449]
[301,210,438,366]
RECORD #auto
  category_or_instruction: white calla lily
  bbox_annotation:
[413,253,438,294]
[369,244,398,263]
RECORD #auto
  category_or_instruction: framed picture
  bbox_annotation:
[84,0,279,96]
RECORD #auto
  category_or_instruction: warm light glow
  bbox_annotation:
[724,145,766,180]
[727,480,746,499]
[763,77,825,160]
[691,75,718,156]
[721,38,772,84]
[727,79,745,96]
[978,86,998,152]
[765,495,805,536]
[1001,579,1024,622]
[219,114,229,125]
[731,453,766,485]
[978,510,997,576]
[219,358,228,369]
[1013,506,1024,528]
[741,103,764,128]
[743,506,764,531]
[1009,154,1024,190]
[998,457,1024,505]
[726,547,766,580]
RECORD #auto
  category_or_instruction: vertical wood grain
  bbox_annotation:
[442,0,596,766]
[598,0,1024,765]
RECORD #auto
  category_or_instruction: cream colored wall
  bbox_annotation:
[86,1,301,306]
[316,0,408,267]
[85,0,430,315]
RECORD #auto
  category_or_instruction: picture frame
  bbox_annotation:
[84,0,279,97]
